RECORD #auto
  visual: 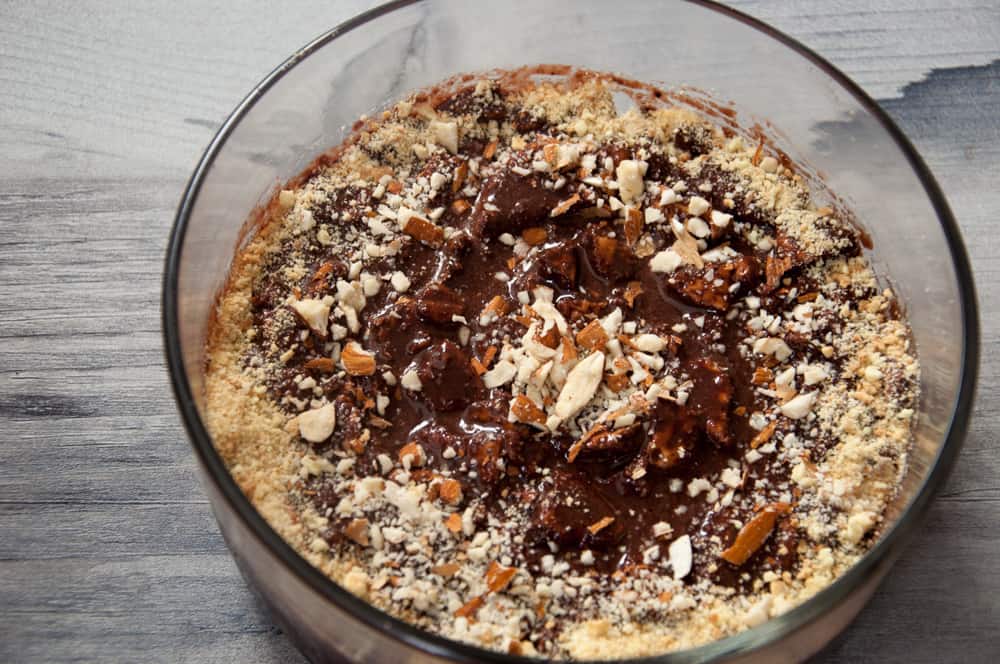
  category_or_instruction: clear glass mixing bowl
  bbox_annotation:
[163,1,979,661]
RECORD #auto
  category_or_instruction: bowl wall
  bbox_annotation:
[165,1,978,662]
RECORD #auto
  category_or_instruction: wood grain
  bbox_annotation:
[1,1,997,662]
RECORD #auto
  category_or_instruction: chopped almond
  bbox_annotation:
[511,395,546,426]
[522,226,548,246]
[454,595,484,619]
[451,198,471,214]
[560,335,578,362]
[343,518,370,546]
[386,179,403,194]
[567,422,607,463]
[751,136,765,166]
[550,193,580,218]
[750,420,778,449]
[402,214,444,246]
[624,212,643,246]
[575,319,609,351]
[797,291,819,302]
[670,227,704,268]
[542,143,559,165]
[815,206,834,217]
[605,372,631,393]
[452,161,468,193]
[438,478,463,505]
[485,561,517,593]
[720,502,791,565]
[482,345,498,366]
[623,281,643,308]
[752,367,774,385]
[587,516,615,535]
[470,357,487,376]
[483,295,509,318]
[341,341,376,376]
[432,562,461,577]
[398,441,426,467]
[658,591,674,603]
[346,431,369,454]
[309,261,336,292]
[483,139,498,160]
[535,324,560,349]
[593,235,617,268]
[304,357,336,372]
[444,512,463,533]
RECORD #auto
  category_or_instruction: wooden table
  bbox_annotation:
[2,1,997,661]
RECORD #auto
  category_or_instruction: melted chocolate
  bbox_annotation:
[242,90,880,597]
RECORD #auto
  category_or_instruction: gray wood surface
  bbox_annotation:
[1,1,997,662]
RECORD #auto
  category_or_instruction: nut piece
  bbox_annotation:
[587,516,615,535]
[454,595,484,618]
[669,535,693,580]
[631,333,666,353]
[343,518,370,546]
[753,337,793,362]
[278,189,297,209]
[485,561,517,593]
[401,211,444,246]
[750,420,778,448]
[780,392,816,419]
[720,503,790,566]
[398,442,426,468]
[297,403,337,443]
[553,351,606,421]
[432,562,461,577]
[550,193,580,218]
[649,248,683,274]
[430,120,459,154]
[522,227,548,245]
[510,394,546,426]
[401,369,423,391]
[390,271,411,293]
[438,479,463,505]
[616,160,646,204]
[304,357,336,373]
[341,341,377,376]
[687,196,710,217]
[575,319,609,352]
[444,513,463,532]
[291,296,334,337]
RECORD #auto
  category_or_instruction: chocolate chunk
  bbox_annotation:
[413,283,466,325]
[467,167,564,238]
[526,470,623,551]
[408,340,482,412]
[535,242,578,289]
[670,254,757,310]
[586,230,641,282]
[575,424,644,465]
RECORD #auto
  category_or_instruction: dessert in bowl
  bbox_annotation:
[164,3,977,662]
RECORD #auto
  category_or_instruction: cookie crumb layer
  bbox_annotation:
[204,70,918,659]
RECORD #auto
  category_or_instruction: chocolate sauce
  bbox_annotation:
[243,85,879,597]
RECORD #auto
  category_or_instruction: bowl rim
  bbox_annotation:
[162,1,980,661]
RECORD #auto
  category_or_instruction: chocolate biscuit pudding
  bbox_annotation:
[204,71,918,659]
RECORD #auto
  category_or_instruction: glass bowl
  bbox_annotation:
[163,1,979,662]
